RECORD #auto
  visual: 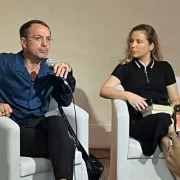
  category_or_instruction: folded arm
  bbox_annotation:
[99,75,148,111]
[99,75,129,100]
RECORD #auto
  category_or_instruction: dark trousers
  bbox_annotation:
[19,115,75,180]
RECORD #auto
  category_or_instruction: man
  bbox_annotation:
[0,20,76,180]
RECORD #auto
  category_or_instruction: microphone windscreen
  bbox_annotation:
[46,58,55,68]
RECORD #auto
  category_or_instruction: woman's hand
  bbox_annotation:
[126,92,148,111]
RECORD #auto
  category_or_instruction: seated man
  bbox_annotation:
[0,20,76,180]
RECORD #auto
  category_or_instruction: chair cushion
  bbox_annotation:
[20,150,82,177]
[128,138,165,159]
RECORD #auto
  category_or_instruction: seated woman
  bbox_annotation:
[99,24,180,179]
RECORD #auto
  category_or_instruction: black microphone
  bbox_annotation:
[46,58,69,86]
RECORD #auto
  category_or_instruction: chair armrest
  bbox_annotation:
[0,116,20,180]
[46,103,89,153]
[112,84,130,175]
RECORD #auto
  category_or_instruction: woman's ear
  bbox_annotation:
[149,43,154,51]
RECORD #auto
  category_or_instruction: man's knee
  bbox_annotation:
[47,115,67,129]
[47,116,75,146]
[46,115,73,141]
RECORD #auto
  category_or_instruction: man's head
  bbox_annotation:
[19,20,53,60]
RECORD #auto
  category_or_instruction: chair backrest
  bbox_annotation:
[116,84,124,90]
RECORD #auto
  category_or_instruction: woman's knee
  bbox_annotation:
[158,113,171,119]
[158,113,172,126]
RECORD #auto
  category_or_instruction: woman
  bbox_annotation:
[99,24,180,179]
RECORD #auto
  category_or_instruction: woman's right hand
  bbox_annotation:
[0,103,12,117]
[126,92,148,112]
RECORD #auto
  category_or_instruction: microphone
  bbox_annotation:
[46,58,69,86]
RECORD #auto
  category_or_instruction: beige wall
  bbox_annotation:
[1,0,180,148]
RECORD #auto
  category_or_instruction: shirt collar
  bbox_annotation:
[15,51,51,77]
[134,58,155,69]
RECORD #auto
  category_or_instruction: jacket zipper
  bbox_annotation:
[144,67,149,83]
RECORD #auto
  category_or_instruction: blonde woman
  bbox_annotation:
[100,24,180,179]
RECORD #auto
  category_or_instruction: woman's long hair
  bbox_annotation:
[120,24,163,64]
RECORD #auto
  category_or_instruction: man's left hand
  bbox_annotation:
[54,62,72,79]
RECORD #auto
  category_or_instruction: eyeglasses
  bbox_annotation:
[28,35,53,44]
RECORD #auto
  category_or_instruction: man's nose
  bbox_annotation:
[41,39,48,46]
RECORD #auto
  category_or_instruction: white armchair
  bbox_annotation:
[109,77,180,180]
[0,98,89,180]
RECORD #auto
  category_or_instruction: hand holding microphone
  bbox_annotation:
[46,58,76,92]
[46,58,72,79]
[54,62,71,79]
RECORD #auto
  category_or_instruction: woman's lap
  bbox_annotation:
[130,113,172,155]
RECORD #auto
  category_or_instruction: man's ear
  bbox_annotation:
[20,37,26,48]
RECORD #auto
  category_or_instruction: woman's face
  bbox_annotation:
[129,30,154,61]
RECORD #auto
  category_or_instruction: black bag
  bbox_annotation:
[58,105,104,180]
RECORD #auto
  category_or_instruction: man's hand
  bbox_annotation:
[0,103,12,117]
[54,62,72,79]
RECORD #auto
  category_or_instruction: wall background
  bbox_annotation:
[1,0,180,148]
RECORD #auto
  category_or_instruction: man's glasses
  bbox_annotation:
[28,35,53,44]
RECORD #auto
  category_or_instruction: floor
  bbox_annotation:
[90,148,110,180]
[99,158,110,180]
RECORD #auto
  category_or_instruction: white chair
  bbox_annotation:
[0,98,89,180]
[109,77,180,180]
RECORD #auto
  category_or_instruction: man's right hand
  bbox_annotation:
[0,103,12,117]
